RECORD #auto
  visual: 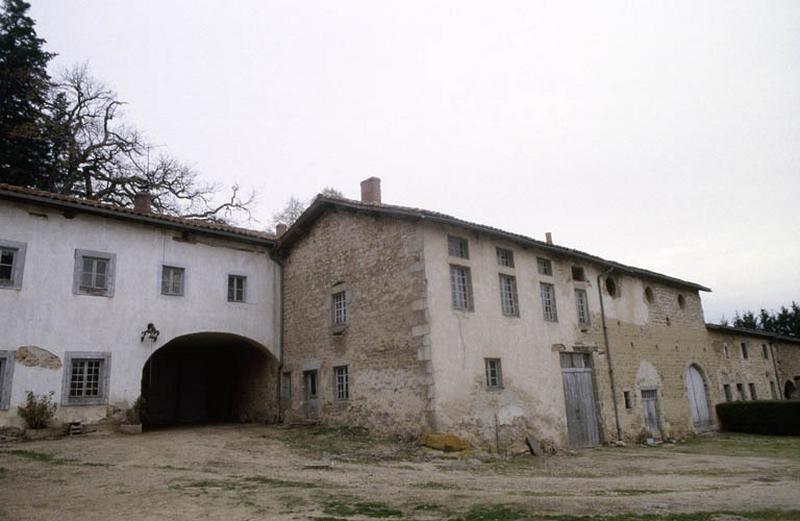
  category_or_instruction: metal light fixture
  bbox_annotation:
[140,323,160,343]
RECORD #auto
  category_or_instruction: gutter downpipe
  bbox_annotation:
[270,250,286,424]
[769,342,783,400]
[597,267,622,441]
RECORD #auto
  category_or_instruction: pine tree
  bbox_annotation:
[0,0,54,185]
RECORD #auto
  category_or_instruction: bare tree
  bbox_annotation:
[269,187,343,230]
[42,63,254,222]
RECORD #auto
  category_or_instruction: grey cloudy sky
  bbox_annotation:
[31,1,799,322]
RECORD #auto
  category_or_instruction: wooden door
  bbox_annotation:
[641,389,662,439]
[685,365,711,430]
[561,353,600,448]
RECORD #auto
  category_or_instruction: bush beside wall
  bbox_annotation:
[716,401,800,436]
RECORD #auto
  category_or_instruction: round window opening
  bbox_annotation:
[605,277,617,297]
[678,294,686,309]
[644,287,654,304]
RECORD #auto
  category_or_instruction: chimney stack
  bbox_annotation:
[134,192,152,213]
[275,223,288,237]
[545,232,553,245]
[360,177,382,204]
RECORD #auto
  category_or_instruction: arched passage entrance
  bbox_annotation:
[685,364,712,431]
[785,380,798,400]
[141,333,278,428]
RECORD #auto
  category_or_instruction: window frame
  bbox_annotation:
[331,290,348,327]
[0,239,26,290]
[161,265,186,297]
[540,282,558,322]
[61,352,112,406]
[484,358,503,389]
[736,383,746,401]
[498,273,519,317]
[73,249,116,297]
[0,350,15,410]
[333,365,349,401]
[575,288,590,327]
[748,383,757,400]
[227,274,247,303]
[496,247,514,268]
[723,383,733,402]
[537,257,553,276]
[740,342,749,360]
[449,264,474,312]
[447,235,469,259]
[571,266,586,282]
[761,344,769,360]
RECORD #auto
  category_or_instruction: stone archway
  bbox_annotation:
[141,332,278,427]
[785,380,798,400]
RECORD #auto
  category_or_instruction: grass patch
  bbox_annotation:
[324,499,404,518]
[451,504,529,521]
[242,475,319,488]
[409,480,460,490]
[274,426,421,463]
[1,449,76,465]
[449,509,800,521]
[672,433,800,459]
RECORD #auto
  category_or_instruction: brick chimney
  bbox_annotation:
[134,192,152,213]
[545,232,553,245]
[360,177,381,204]
[275,223,288,237]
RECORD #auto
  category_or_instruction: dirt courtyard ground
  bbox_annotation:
[0,424,798,521]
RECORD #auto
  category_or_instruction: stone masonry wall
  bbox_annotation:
[281,209,432,438]
[774,342,800,398]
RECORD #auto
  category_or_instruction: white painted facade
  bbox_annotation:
[0,198,280,427]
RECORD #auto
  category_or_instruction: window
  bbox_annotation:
[499,274,518,316]
[0,240,26,290]
[332,291,347,326]
[762,344,769,360]
[281,371,291,399]
[62,352,111,405]
[496,247,514,267]
[447,236,469,259]
[540,282,558,322]
[0,351,15,410]
[450,265,473,311]
[723,384,732,402]
[677,294,686,309]
[740,342,748,360]
[571,266,586,282]
[722,343,730,359]
[748,383,757,400]
[770,380,778,400]
[227,275,246,302]
[605,277,618,297]
[537,257,552,276]
[623,391,632,409]
[575,289,590,327]
[736,383,746,401]
[484,358,503,389]
[73,250,116,297]
[334,365,349,400]
[303,370,318,399]
[161,266,185,296]
[644,287,654,304]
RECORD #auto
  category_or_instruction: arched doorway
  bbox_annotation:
[141,333,278,428]
[785,380,798,400]
[685,365,712,431]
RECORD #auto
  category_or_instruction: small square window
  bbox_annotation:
[485,358,503,389]
[0,249,16,284]
[540,282,558,322]
[537,257,552,276]
[73,249,115,297]
[0,240,26,290]
[228,275,247,302]
[62,352,111,405]
[334,365,349,400]
[741,342,748,360]
[571,266,586,282]
[496,247,514,268]
[723,384,732,402]
[450,265,473,311]
[623,391,632,409]
[161,266,185,296]
[332,291,348,326]
[736,383,746,401]
[575,289,590,327]
[499,274,519,317]
[447,236,469,259]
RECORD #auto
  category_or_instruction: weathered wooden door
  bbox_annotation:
[561,353,600,448]
[685,365,711,430]
[641,389,662,439]
[303,370,319,419]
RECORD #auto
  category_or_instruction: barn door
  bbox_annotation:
[561,353,600,448]
[685,365,711,430]
[641,389,662,440]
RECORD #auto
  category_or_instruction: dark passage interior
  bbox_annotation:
[141,333,276,427]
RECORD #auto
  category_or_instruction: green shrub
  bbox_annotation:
[716,400,800,436]
[17,391,57,429]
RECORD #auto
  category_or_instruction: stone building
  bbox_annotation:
[1,179,798,449]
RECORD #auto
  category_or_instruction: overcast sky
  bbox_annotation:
[30,1,799,322]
